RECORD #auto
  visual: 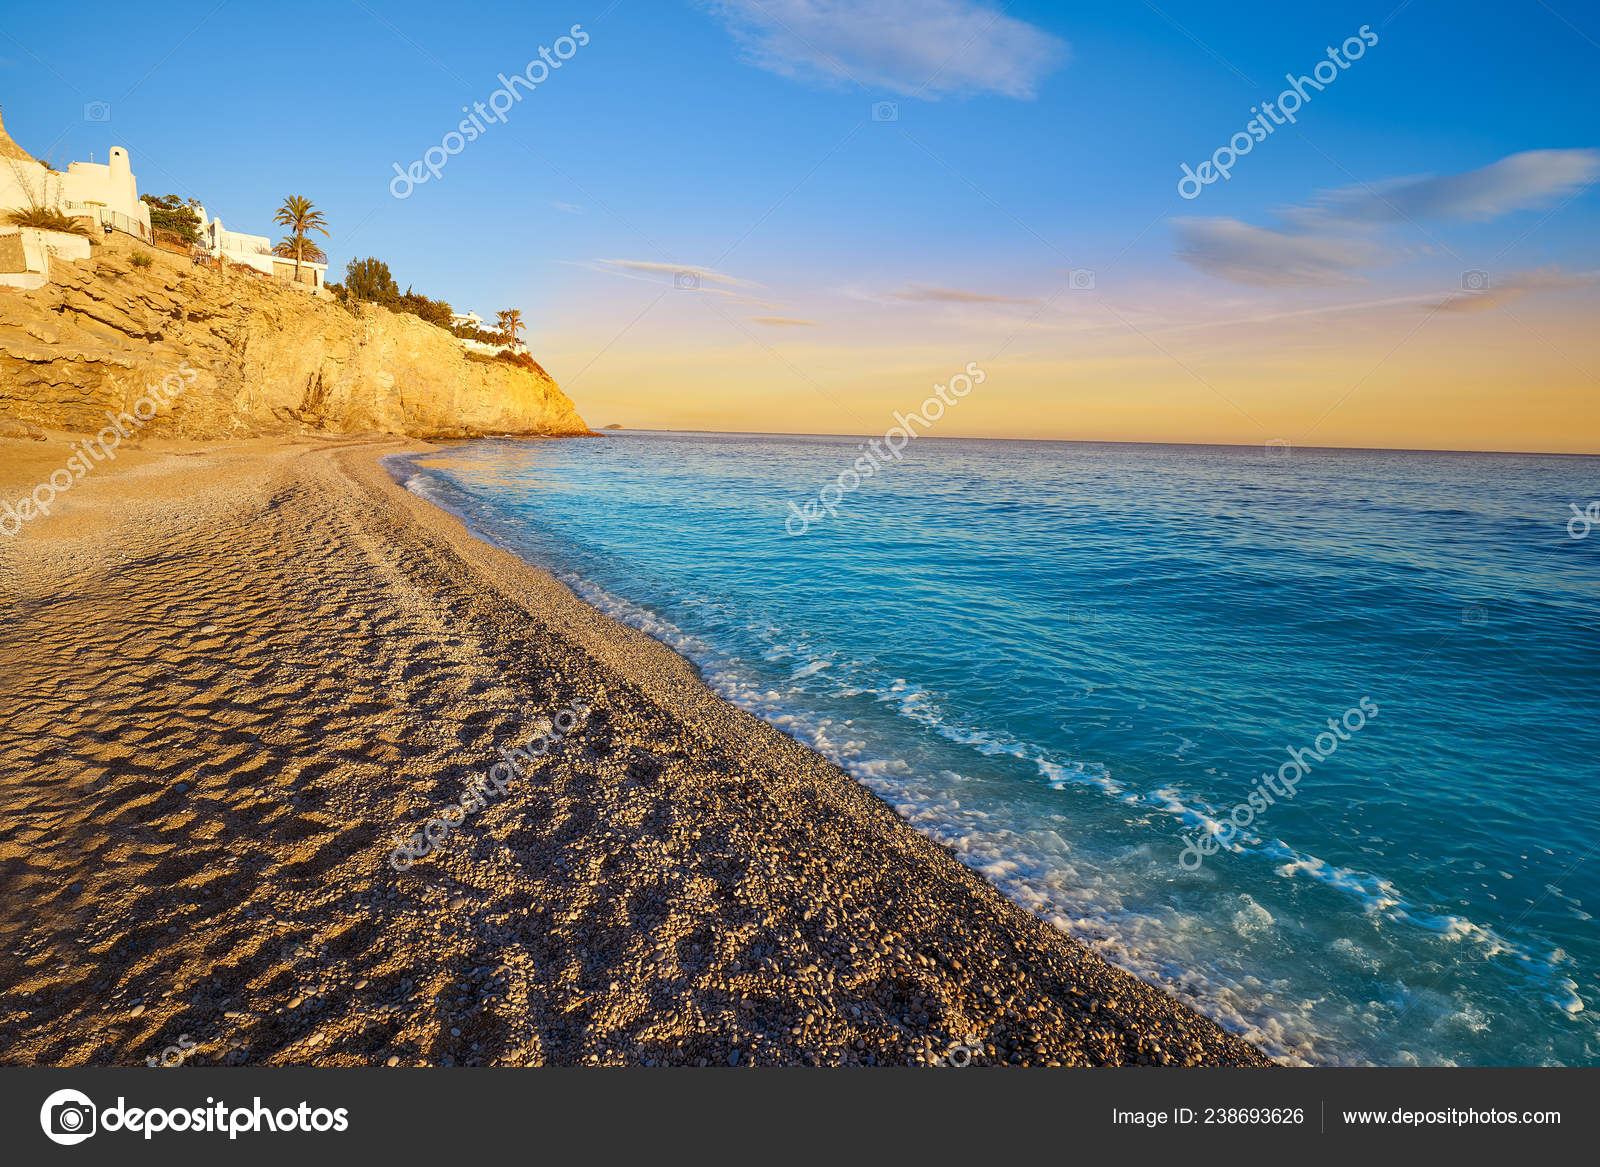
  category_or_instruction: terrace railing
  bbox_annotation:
[60,202,150,240]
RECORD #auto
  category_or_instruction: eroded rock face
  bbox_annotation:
[0,243,590,439]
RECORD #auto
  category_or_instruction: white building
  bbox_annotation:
[0,106,151,240]
[450,308,530,355]
[0,106,326,292]
[193,205,327,290]
[58,147,151,238]
[0,107,114,287]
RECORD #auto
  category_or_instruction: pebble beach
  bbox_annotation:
[0,435,1270,1067]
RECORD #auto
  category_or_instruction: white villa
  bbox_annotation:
[449,308,530,356]
[0,110,154,243]
[56,148,152,238]
[0,105,324,291]
[193,206,327,290]
[0,107,123,287]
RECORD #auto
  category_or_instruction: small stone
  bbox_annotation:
[128,1005,144,1017]
[202,625,218,634]
[386,1055,400,1067]
[354,980,368,991]
[288,996,303,1009]
[450,1027,461,1037]
[728,1050,739,1066]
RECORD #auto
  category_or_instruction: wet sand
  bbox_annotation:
[0,434,1270,1067]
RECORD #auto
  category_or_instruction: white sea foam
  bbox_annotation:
[507,564,1341,1062]
[384,452,1592,1065]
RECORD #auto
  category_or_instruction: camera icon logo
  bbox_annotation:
[1461,604,1489,627]
[1068,268,1096,290]
[1461,269,1490,293]
[673,270,700,290]
[871,101,898,122]
[83,101,112,123]
[1265,438,1292,459]
[40,1089,97,1145]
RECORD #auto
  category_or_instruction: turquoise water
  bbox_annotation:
[391,433,1600,1066]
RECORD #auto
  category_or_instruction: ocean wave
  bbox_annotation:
[478,555,1339,1061]
[386,444,1599,1067]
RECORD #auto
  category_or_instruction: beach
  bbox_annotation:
[0,434,1269,1068]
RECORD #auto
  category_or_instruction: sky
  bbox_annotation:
[4,0,1599,452]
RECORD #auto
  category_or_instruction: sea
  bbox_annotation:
[388,432,1600,1066]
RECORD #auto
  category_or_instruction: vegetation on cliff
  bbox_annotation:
[4,205,90,235]
[270,195,329,283]
[328,256,453,330]
[0,234,589,439]
[140,193,203,246]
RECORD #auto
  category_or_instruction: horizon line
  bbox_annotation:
[587,429,1600,459]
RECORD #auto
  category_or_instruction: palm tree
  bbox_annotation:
[272,234,326,265]
[271,196,328,283]
[5,206,90,235]
[495,309,525,351]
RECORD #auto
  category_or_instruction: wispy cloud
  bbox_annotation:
[1175,149,1600,286]
[1146,292,1447,334]
[593,258,761,288]
[887,282,1037,304]
[701,0,1066,98]
[751,315,822,327]
[1173,218,1380,287]
[1433,266,1599,312]
[1286,150,1600,232]
[551,201,583,214]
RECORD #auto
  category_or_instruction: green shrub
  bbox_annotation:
[336,258,459,329]
[130,251,153,268]
[452,324,508,345]
[496,350,547,375]
[396,287,453,329]
[140,194,203,246]
[341,257,399,304]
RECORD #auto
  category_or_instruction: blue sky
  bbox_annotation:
[4,1,1598,449]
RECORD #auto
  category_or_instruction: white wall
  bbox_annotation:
[211,240,326,289]
[189,204,324,288]
[0,226,91,289]
[224,249,277,277]
[0,147,152,236]
[37,227,90,261]
[0,156,64,216]
[459,337,529,357]
[60,147,151,233]
[209,221,272,257]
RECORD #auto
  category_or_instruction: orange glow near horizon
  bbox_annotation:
[534,294,1600,456]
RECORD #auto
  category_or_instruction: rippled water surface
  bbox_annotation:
[391,433,1600,1065]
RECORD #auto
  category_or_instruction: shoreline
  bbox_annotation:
[0,434,1270,1067]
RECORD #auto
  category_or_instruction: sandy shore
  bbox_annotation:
[0,434,1269,1067]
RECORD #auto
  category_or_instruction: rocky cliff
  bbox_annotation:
[0,235,590,440]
